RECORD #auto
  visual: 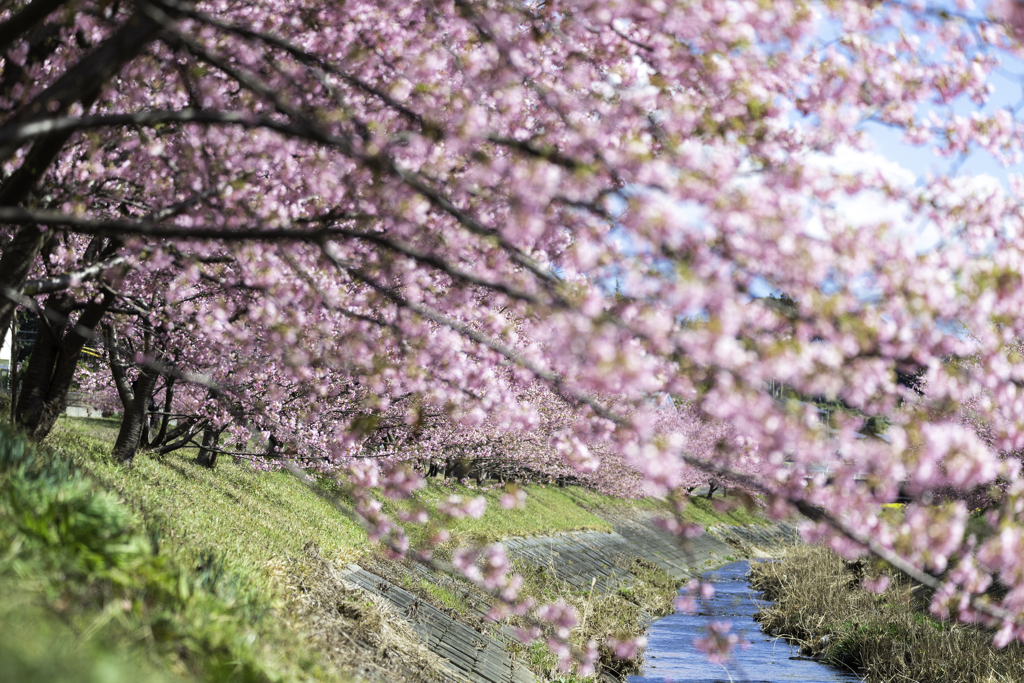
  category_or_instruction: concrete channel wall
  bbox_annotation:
[339,513,800,683]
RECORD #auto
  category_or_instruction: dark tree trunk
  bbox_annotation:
[111,364,158,464]
[0,98,105,339]
[158,416,197,449]
[152,420,203,455]
[15,294,73,429]
[140,408,151,448]
[8,316,18,423]
[148,377,176,447]
[14,281,117,440]
[103,323,134,407]
[22,289,115,439]
[0,227,49,346]
[104,323,159,464]
[196,427,221,469]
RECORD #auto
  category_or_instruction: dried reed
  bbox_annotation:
[748,545,1024,683]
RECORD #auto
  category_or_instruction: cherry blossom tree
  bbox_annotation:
[9,0,1024,665]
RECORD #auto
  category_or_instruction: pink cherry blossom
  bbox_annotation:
[4,0,1024,659]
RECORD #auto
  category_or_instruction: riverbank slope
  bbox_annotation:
[749,544,1024,683]
[2,416,789,683]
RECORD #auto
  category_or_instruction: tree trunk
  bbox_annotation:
[152,420,203,455]
[140,407,151,448]
[0,227,49,349]
[157,416,197,449]
[0,104,103,339]
[105,323,159,464]
[111,364,158,464]
[15,295,72,429]
[196,427,220,469]
[23,289,115,439]
[148,377,176,447]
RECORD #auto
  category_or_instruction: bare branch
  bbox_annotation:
[0,205,357,239]
[21,255,129,296]
[0,108,341,148]
[0,0,69,57]
[0,5,171,163]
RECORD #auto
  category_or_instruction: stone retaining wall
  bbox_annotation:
[339,513,799,683]
[343,563,533,683]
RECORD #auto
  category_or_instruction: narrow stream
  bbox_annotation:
[628,560,863,683]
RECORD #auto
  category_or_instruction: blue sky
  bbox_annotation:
[856,1,1024,186]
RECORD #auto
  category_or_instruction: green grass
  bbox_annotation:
[417,579,470,613]
[51,417,616,566]
[380,481,613,551]
[675,495,769,527]
[49,425,370,575]
[19,416,774,683]
[48,417,626,565]
[0,421,333,683]
[0,588,181,683]
[60,415,122,442]
[561,485,769,527]
[559,486,674,513]
[52,416,766,560]
[47,417,771,588]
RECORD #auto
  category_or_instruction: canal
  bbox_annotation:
[629,560,862,683]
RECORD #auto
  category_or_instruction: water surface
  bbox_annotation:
[629,560,862,683]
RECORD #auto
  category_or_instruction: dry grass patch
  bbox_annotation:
[355,550,681,681]
[267,544,456,683]
[613,557,680,618]
[506,556,681,681]
[749,544,1024,683]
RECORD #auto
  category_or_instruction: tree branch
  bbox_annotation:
[0,108,343,149]
[20,255,129,296]
[0,0,69,57]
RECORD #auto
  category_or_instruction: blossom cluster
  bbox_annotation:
[5,0,1024,661]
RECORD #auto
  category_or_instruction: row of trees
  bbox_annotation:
[5,0,1024,661]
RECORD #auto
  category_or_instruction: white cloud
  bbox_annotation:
[811,145,918,187]
[798,146,919,243]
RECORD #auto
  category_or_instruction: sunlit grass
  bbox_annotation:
[51,418,620,569]
[379,480,614,550]
[49,423,369,575]
[0,421,339,683]
[52,416,769,568]
[676,495,769,527]
[0,597,181,683]
[34,416,774,683]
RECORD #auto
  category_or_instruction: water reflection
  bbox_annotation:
[628,560,862,683]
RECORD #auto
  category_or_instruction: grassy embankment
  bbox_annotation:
[749,544,1024,683]
[1,415,767,683]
